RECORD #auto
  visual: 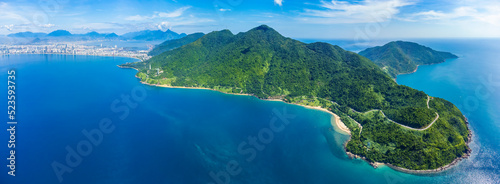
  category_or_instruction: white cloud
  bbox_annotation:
[40,24,55,28]
[120,5,214,33]
[76,23,120,30]
[274,0,283,6]
[0,24,14,31]
[70,22,141,34]
[0,3,31,24]
[158,22,169,30]
[218,8,231,12]
[125,15,150,21]
[407,4,500,25]
[125,6,191,21]
[155,17,215,31]
[0,23,56,33]
[0,2,7,9]
[158,6,191,18]
[302,0,414,24]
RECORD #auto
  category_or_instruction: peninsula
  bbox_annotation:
[120,25,471,172]
[359,41,458,78]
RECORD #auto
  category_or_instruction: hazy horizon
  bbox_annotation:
[1,0,499,39]
[4,25,500,41]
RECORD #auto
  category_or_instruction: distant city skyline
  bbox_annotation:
[1,0,499,39]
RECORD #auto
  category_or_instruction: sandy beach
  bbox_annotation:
[296,105,351,135]
[127,68,352,135]
[140,81,253,96]
[146,81,353,135]
[332,114,351,135]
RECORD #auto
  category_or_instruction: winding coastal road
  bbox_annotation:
[427,95,430,109]
[351,96,439,131]
[347,116,363,136]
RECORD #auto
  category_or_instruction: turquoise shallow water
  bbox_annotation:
[0,38,498,184]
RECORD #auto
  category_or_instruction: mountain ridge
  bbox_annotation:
[6,29,187,42]
[47,30,72,37]
[7,31,47,37]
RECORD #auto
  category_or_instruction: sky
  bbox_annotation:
[0,0,500,39]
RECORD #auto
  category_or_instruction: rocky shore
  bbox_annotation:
[344,116,473,174]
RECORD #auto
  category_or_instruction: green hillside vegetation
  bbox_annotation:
[121,25,470,170]
[384,107,435,129]
[344,97,469,170]
[148,32,205,56]
[359,41,458,78]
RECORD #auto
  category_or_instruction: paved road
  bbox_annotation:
[350,96,439,131]
[347,116,363,136]
[427,95,430,109]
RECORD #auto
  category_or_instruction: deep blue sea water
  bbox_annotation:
[0,39,499,184]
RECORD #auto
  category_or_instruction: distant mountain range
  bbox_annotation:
[121,30,187,41]
[6,29,186,42]
[7,32,48,38]
[47,30,72,37]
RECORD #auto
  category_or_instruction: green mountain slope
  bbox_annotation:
[148,32,205,56]
[121,25,470,170]
[359,41,458,78]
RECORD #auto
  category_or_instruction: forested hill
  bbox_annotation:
[141,24,395,108]
[148,32,205,56]
[122,25,470,170]
[359,41,458,78]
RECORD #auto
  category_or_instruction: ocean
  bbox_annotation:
[0,39,498,184]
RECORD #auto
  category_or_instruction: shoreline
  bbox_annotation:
[350,57,471,174]
[294,104,351,135]
[394,64,424,80]
[345,119,472,174]
[138,78,351,134]
[394,58,456,80]
[140,81,253,96]
[388,127,472,174]
[121,65,352,135]
[1,53,146,62]
[120,65,470,175]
